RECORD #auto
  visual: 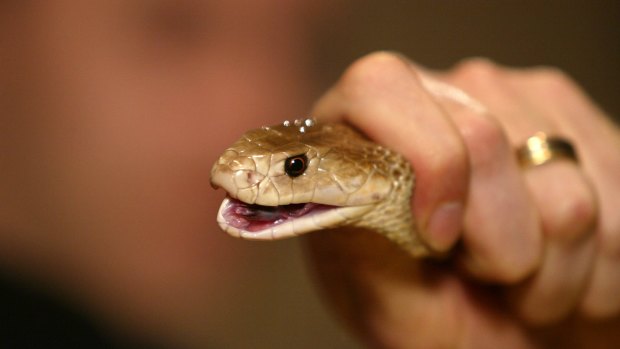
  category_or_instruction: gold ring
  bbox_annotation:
[517,132,578,168]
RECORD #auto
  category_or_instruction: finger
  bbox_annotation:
[513,68,620,318]
[417,62,542,283]
[510,163,597,324]
[312,52,468,252]
[563,107,620,318]
[448,60,598,322]
[501,68,600,323]
[451,109,543,283]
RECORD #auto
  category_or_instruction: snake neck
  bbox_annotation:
[349,162,429,257]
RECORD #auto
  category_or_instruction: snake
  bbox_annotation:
[210,118,430,256]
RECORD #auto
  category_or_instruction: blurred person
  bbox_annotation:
[0,0,327,347]
[1,1,620,349]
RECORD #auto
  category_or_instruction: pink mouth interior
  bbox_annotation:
[223,197,335,232]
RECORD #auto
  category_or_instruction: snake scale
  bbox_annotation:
[210,118,430,256]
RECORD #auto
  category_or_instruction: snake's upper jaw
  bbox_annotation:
[216,196,373,240]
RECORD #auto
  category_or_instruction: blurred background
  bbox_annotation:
[312,1,619,119]
[0,1,617,349]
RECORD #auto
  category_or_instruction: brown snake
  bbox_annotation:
[210,118,430,256]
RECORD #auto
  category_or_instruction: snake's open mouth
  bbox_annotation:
[220,197,335,232]
[216,196,358,240]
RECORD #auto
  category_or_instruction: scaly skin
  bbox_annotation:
[210,118,429,256]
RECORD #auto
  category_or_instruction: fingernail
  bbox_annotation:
[425,202,463,251]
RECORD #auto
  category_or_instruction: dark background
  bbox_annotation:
[314,1,619,121]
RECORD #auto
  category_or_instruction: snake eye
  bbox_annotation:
[284,154,308,177]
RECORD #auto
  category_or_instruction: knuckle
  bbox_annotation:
[459,114,509,168]
[566,187,597,225]
[528,67,579,96]
[502,242,543,283]
[530,66,574,85]
[465,249,538,284]
[546,181,597,240]
[338,51,413,91]
[452,57,504,83]
[498,260,538,284]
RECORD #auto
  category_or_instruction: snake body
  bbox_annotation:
[210,118,429,256]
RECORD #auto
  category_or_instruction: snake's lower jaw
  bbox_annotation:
[216,196,372,240]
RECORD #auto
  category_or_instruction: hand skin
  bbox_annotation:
[307,52,620,349]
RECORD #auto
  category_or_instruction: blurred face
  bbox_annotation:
[0,0,317,344]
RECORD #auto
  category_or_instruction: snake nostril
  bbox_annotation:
[234,170,264,188]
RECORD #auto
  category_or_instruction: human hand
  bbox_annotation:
[306,52,620,348]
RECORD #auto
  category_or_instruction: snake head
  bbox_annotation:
[210,118,412,244]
